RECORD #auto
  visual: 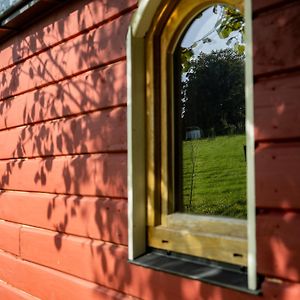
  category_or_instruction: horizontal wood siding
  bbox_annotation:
[0,0,299,299]
[0,0,135,298]
[254,0,300,298]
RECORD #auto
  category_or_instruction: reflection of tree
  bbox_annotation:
[182,49,245,137]
[180,5,245,73]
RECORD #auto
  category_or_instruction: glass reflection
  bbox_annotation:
[175,5,246,218]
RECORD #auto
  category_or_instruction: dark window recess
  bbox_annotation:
[0,0,68,42]
[131,249,263,295]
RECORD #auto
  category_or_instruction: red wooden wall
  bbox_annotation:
[0,0,299,299]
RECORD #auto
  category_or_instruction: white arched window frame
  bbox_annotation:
[127,0,256,291]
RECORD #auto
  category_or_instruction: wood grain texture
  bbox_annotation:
[257,213,300,282]
[0,280,39,300]
[0,61,127,130]
[255,74,300,141]
[148,225,247,266]
[0,107,127,159]
[0,154,127,198]
[256,143,300,208]
[0,0,136,71]
[0,191,127,245]
[253,2,300,76]
[0,250,136,300]
[0,13,131,100]
[0,220,20,256]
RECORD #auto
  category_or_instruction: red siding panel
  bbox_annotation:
[253,0,287,12]
[0,13,131,100]
[0,61,127,130]
[0,220,20,256]
[255,74,300,141]
[20,227,128,288]
[262,280,300,300]
[0,107,127,159]
[253,2,300,76]
[256,143,300,209]
[257,213,300,282]
[0,280,38,300]
[0,154,127,198]
[0,0,136,71]
[19,227,260,300]
[0,250,136,300]
[0,191,127,245]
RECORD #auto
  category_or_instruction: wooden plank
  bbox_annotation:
[166,213,247,238]
[0,280,39,300]
[148,225,247,266]
[255,74,300,140]
[20,227,129,288]
[256,143,300,208]
[252,0,287,12]
[0,154,127,198]
[0,220,20,256]
[0,191,127,245]
[0,61,126,130]
[0,248,260,300]
[253,2,300,76]
[0,250,136,300]
[262,279,300,300]
[0,13,131,100]
[18,227,256,299]
[0,107,127,159]
[257,213,300,282]
[0,0,136,71]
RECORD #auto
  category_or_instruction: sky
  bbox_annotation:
[181,5,243,55]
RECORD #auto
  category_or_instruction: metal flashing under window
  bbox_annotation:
[0,0,67,42]
[131,249,262,295]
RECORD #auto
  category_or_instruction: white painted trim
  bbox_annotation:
[131,0,161,38]
[128,1,258,290]
[245,0,257,291]
[127,27,147,259]
[127,27,134,260]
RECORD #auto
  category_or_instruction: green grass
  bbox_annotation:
[182,135,247,218]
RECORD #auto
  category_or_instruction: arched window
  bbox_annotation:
[127,0,256,291]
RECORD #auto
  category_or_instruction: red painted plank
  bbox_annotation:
[0,191,127,245]
[256,143,300,208]
[0,154,127,198]
[0,220,20,256]
[0,0,136,71]
[263,280,300,300]
[253,2,300,75]
[255,74,300,140]
[253,0,287,12]
[0,250,136,300]
[0,13,131,100]
[0,61,126,130]
[20,227,128,288]
[0,280,38,300]
[0,107,127,159]
[18,227,259,300]
[257,213,300,282]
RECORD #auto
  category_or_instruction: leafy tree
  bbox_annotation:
[181,48,245,137]
[180,5,245,73]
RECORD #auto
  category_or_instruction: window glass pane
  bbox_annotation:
[175,4,246,218]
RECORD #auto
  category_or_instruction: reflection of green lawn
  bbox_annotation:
[182,135,247,218]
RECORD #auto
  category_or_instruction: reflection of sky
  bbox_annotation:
[181,5,242,55]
